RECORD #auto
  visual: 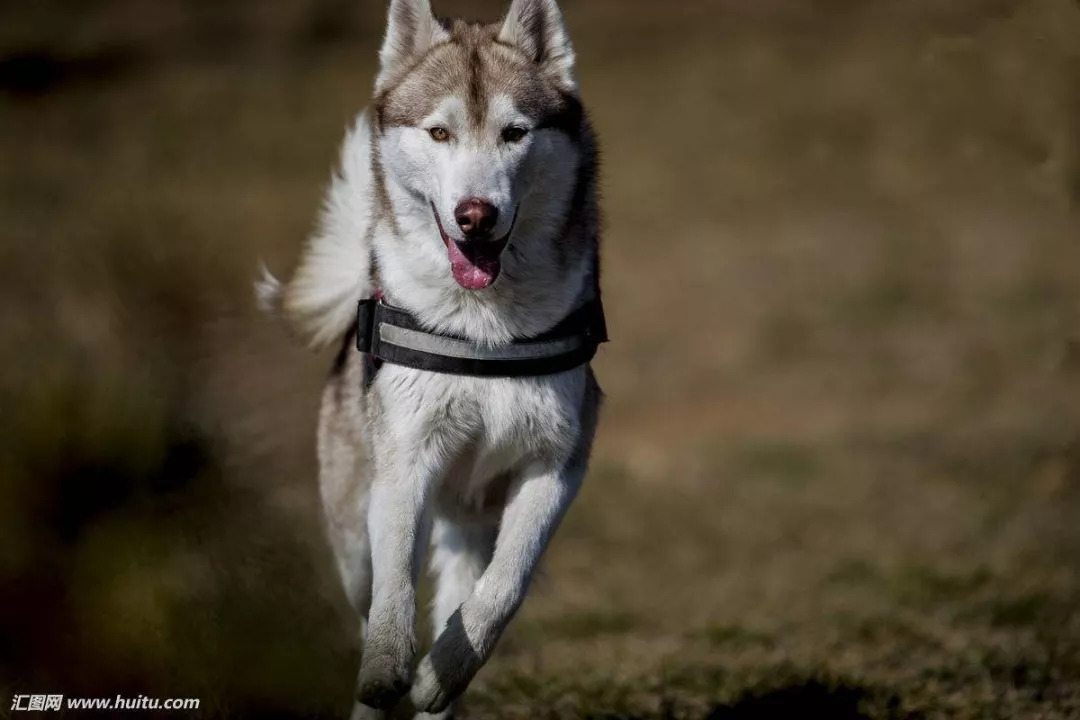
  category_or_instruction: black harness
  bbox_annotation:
[356,295,607,384]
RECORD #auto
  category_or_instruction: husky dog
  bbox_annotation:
[259,0,602,716]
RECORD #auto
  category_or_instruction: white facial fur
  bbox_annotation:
[380,93,573,244]
[263,0,596,349]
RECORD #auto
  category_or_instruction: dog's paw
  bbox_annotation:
[412,609,484,713]
[414,708,455,720]
[356,645,414,710]
[349,701,387,720]
[410,655,456,715]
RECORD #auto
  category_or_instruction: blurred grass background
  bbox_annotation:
[1,1,1079,718]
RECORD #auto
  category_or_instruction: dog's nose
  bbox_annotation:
[455,198,499,238]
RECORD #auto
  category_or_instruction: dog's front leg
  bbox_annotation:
[411,456,587,714]
[356,440,438,711]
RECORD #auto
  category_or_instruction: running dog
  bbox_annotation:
[259,0,604,716]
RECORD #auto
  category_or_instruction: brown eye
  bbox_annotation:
[428,127,451,143]
[502,126,528,143]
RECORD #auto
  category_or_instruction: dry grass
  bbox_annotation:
[1,1,1079,718]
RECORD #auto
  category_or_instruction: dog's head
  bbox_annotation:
[373,0,586,291]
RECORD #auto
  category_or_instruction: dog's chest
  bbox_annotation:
[380,367,586,514]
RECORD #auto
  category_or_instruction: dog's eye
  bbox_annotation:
[502,126,528,143]
[428,127,451,143]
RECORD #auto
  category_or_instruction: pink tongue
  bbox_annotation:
[447,240,500,290]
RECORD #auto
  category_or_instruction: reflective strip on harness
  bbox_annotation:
[379,324,586,362]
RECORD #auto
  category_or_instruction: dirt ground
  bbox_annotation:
[2,1,1079,718]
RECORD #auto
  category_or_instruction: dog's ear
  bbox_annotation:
[376,0,449,93]
[498,0,576,92]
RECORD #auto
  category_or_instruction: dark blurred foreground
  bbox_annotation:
[1,1,1079,718]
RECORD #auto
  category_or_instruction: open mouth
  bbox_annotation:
[432,203,515,291]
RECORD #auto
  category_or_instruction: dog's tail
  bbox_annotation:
[254,232,371,349]
[253,112,375,349]
[255,263,285,315]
